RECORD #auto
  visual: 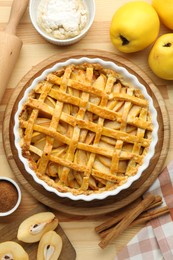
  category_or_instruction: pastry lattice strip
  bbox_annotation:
[19,63,153,194]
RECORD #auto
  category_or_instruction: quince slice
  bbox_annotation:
[17,212,58,243]
[37,230,62,260]
[0,241,29,260]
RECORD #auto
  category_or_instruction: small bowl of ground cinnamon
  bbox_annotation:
[0,177,21,217]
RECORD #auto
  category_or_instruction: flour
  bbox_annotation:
[37,0,88,40]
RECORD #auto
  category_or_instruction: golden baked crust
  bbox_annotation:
[18,63,153,195]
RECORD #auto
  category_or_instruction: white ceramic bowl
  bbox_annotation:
[29,0,95,45]
[0,177,21,217]
[14,57,158,201]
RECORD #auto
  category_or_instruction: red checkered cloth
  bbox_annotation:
[115,160,173,260]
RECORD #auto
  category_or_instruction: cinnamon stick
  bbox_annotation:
[131,205,169,226]
[95,195,162,234]
[99,205,169,239]
[98,192,155,249]
[146,195,162,210]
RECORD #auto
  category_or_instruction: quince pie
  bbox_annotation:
[18,62,153,195]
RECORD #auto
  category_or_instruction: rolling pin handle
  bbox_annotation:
[0,0,28,104]
[5,0,29,35]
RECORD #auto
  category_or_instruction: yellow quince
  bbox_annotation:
[152,0,173,30]
[110,1,160,53]
[148,33,173,80]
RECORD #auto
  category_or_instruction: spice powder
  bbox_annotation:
[0,180,18,213]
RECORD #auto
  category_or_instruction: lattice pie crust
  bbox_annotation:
[18,63,153,195]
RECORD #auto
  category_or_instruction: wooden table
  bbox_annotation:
[0,0,173,259]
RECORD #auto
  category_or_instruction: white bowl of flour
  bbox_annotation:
[29,0,95,45]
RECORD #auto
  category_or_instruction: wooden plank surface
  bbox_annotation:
[0,1,173,259]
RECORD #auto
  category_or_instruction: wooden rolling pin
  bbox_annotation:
[0,0,29,103]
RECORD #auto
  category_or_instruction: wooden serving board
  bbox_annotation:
[3,50,170,216]
[0,204,76,260]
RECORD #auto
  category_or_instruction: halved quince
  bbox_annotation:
[0,241,29,260]
[17,212,58,243]
[37,231,63,260]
